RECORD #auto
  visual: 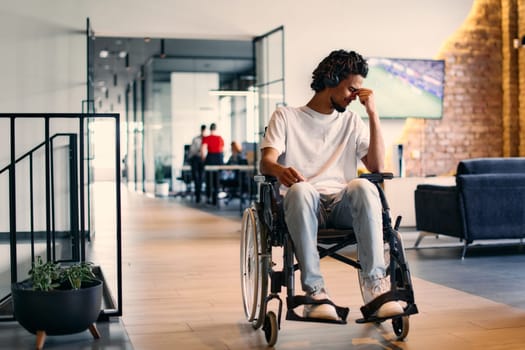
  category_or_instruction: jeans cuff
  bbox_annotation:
[307,283,326,296]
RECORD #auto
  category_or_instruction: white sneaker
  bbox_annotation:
[363,277,404,318]
[303,289,339,320]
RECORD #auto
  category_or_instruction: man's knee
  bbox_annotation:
[284,182,319,211]
[346,178,377,197]
[285,181,318,201]
[343,178,381,210]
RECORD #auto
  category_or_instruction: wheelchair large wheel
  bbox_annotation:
[240,206,269,329]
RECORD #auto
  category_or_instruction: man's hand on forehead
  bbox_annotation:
[358,88,373,104]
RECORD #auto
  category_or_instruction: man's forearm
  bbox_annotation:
[260,158,282,176]
[366,114,385,172]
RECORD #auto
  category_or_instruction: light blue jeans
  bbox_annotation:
[283,179,385,295]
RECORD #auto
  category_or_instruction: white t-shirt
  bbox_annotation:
[261,106,370,195]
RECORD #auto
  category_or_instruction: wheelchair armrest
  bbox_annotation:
[359,172,394,183]
[254,174,278,184]
[258,173,393,184]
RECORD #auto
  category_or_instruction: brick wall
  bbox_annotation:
[399,0,522,176]
[502,0,519,156]
[520,0,525,155]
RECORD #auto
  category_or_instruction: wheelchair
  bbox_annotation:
[240,173,418,346]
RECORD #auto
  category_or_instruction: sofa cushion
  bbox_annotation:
[457,157,525,175]
[457,173,525,240]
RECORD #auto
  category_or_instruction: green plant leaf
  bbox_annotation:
[29,257,96,291]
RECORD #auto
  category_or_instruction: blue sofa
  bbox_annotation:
[414,157,525,258]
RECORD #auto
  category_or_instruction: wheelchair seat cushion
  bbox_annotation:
[317,228,357,244]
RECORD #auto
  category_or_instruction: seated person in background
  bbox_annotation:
[227,141,248,166]
[221,141,249,198]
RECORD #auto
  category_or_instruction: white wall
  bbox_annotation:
[0,2,88,112]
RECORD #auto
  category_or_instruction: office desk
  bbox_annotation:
[204,165,256,213]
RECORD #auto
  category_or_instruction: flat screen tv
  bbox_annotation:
[349,57,445,119]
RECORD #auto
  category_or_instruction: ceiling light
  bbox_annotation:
[118,51,127,58]
[208,90,255,97]
[99,49,109,58]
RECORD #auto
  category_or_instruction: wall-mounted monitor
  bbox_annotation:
[350,57,445,119]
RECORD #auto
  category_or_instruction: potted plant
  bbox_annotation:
[11,256,103,350]
[155,158,170,197]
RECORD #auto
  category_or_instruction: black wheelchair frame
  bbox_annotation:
[240,173,419,346]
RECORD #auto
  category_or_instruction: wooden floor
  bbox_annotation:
[118,189,525,350]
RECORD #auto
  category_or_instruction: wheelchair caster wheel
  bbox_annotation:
[392,316,409,340]
[263,311,278,346]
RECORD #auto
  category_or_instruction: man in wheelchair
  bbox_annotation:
[259,49,404,322]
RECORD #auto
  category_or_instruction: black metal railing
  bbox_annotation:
[0,133,80,262]
[0,113,122,322]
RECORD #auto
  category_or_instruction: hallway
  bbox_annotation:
[120,191,525,349]
[2,188,525,349]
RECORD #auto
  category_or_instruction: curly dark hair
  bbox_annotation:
[310,50,368,92]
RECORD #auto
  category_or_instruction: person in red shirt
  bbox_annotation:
[201,123,224,205]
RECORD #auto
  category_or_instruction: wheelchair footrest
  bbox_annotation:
[359,289,415,319]
[361,290,414,319]
[285,295,349,324]
[355,303,419,324]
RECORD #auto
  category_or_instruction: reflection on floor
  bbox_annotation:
[1,188,525,349]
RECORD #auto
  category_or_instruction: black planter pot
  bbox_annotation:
[11,279,103,336]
